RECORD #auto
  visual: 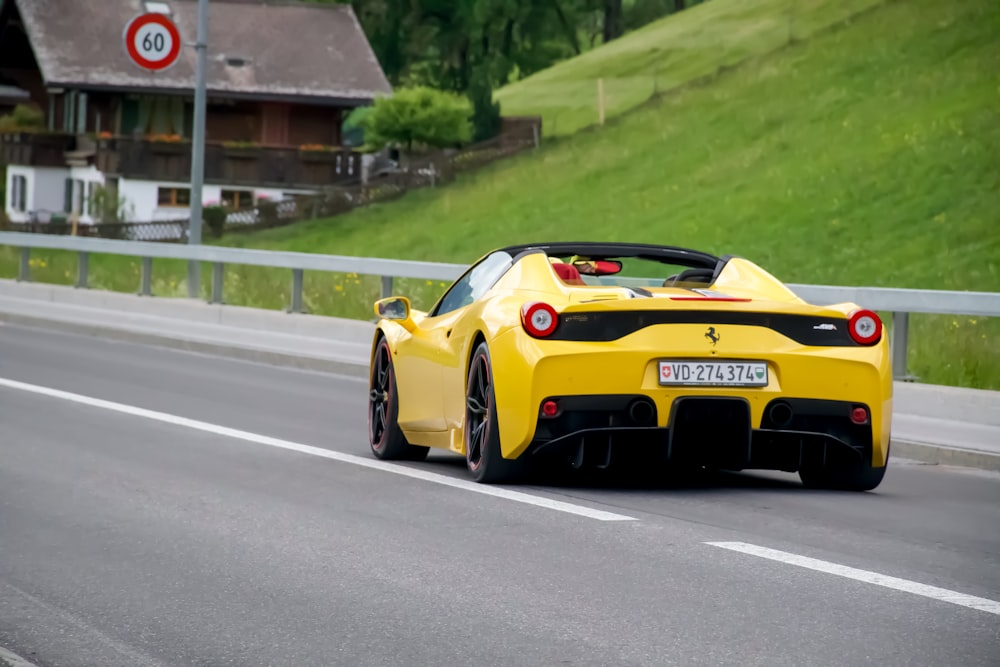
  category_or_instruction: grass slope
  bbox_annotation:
[495,0,887,136]
[4,0,998,388]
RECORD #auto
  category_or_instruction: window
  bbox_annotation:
[62,179,87,215]
[62,91,87,134]
[221,189,253,209]
[430,251,513,317]
[63,178,87,214]
[158,187,190,207]
[121,95,188,138]
[10,175,27,212]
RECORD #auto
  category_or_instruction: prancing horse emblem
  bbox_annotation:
[705,326,720,346]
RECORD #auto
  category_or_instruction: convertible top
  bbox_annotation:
[499,242,723,270]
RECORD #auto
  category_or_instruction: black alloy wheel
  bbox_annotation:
[368,337,428,461]
[464,342,525,483]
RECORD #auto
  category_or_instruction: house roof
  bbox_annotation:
[9,0,392,105]
[0,84,30,102]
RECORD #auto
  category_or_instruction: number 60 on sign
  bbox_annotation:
[123,12,182,72]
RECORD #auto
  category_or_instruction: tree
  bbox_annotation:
[603,0,623,42]
[308,0,676,129]
[467,66,502,142]
[361,86,473,154]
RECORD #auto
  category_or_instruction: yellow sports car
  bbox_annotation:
[367,242,891,491]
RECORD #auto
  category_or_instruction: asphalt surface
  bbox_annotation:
[1,323,998,666]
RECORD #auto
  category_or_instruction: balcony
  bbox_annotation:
[95,137,362,189]
[0,131,77,168]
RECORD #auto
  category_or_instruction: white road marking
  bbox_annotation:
[705,541,1000,616]
[0,377,636,523]
[0,581,164,667]
[0,646,39,667]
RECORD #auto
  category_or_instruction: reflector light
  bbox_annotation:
[851,406,869,424]
[847,309,882,345]
[521,302,559,337]
[541,400,558,417]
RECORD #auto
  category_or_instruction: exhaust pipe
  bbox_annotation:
[627,398,655,425]
[768,401,794,428]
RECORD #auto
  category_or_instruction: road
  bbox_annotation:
[1,323,998,666]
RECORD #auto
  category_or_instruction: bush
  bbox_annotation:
[0,103,45,132]
[361,86,473,154]
[87,185,127,223]
[203,205,227,238]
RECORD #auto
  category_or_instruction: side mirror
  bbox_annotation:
[374,296,411,322]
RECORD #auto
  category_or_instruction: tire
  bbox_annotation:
[368,337,429,461]
[799,443,889,491]
[464,342,526,484]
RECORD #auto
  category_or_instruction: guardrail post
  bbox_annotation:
[891,311,911,381]
[211,262,224,304]
[18,247,30,281]
[290,268,304,313]
[140,257,153,296]
[76,251,89,288]
[380,275,393,299]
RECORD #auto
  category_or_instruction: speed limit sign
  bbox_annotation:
[123,12,182,72]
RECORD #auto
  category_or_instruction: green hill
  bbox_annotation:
[495,0,888,137]
[5,0,998,388]
[228,0,998,288]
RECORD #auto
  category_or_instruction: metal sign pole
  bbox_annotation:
[187,0,208,298]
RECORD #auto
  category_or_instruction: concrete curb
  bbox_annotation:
[890,440,1000,472]
[0,279,377,344]
[0,646,39,667]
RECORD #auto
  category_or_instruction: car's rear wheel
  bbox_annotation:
[368,337,429,461]
[464,342,526,484]
[799,444,889,491]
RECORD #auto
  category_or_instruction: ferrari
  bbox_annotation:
[367,242,892,491]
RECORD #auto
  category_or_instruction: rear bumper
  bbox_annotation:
[525,395,874,473]
[488,324,892,467]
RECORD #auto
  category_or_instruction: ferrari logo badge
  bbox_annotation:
[705,326,720,346]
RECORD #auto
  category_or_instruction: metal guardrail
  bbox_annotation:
[2,231,999,382]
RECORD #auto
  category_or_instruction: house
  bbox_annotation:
[0,0,393,224]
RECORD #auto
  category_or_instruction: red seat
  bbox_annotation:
[553,262,586,285]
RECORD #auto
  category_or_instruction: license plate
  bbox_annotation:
[658,359,768,387]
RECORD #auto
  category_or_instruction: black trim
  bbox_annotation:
[548,309,858,346]
[527,425,863,470]
[524,395,873,474]
[498,242,724,270]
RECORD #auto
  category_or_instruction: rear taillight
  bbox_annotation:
[521,302,559,338]
[848,309,882,345]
